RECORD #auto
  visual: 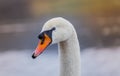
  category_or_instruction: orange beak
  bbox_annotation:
[32,34,52,59]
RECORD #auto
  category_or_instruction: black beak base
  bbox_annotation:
[32,27,55,59]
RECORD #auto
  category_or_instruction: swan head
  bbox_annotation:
[32,17,73,59]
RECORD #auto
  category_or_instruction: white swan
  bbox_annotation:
[32,17,80,76]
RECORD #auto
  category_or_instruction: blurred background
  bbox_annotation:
[0,0,120,76]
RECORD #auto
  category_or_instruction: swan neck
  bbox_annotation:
[59,32,80,76]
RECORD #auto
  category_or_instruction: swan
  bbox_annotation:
[32,17,80,76]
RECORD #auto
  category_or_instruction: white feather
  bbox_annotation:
[41,17,80,76]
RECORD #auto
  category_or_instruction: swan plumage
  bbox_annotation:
[32,17,80,76]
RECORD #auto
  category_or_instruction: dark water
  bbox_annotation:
[0,31,58,51]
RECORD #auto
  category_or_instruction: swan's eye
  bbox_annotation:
[51,27,56,31]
